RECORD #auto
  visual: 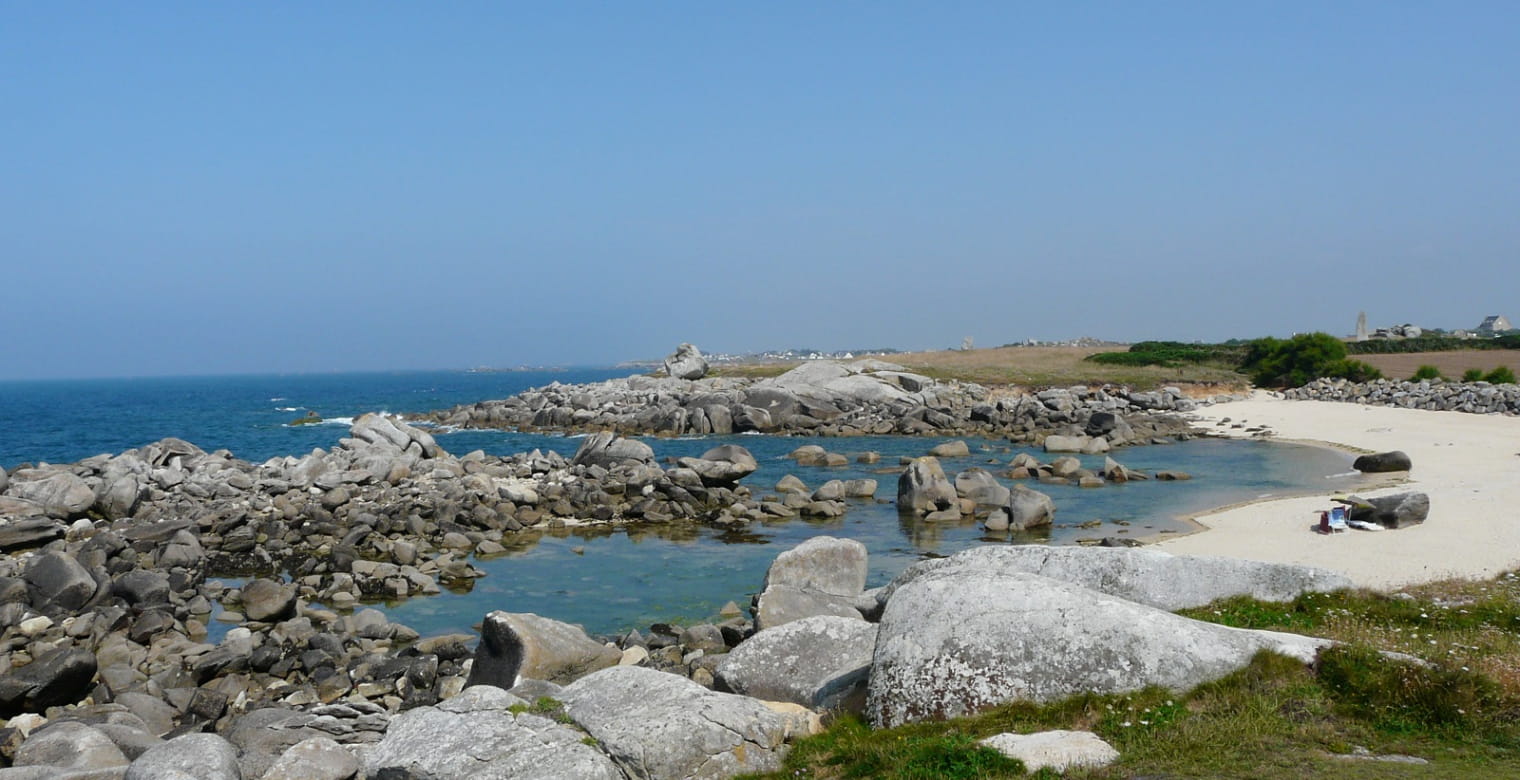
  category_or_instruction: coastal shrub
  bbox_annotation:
[1086,341,1247,368]
[1411,365,1444,381]
[1464,368,1486,382]
[1347,335,1520,355]
[1316,644,1504,734]
[1242,333,1356,388]
[1484,366,1517,385]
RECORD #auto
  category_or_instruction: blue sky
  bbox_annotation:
[3,2,1517,378]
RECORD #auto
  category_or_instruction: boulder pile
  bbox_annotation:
[1286,377,1520,415]
[424,360,1199,443]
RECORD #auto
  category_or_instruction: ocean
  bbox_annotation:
[0,369,1363,637]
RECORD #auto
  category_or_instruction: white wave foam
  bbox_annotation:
[276,407,301,412]
[1325,471,1359,479]
[270,397,287,402]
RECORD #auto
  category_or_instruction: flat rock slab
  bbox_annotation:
[979,730,1120,773]
[560,665,790,780]
[363,685,622,780]
[877,545,1352,613]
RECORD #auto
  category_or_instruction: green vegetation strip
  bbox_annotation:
[741,573,1520,779]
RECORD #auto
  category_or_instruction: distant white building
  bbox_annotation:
[1476,315,1513,335]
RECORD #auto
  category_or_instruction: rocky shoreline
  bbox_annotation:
[422,359,1202,443]
[0,361,1282,778]
[1284,377,1520,414]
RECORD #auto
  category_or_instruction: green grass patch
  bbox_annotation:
[744,573,1520,779]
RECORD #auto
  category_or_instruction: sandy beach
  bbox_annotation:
[1154,391,1520,589]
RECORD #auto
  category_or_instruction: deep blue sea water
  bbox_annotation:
[0,370,1364,638]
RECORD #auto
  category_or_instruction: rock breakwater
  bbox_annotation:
[1285,377,1520,415]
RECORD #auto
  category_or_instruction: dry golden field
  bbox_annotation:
[1357,349,1520,380]
[714,345,1248,391]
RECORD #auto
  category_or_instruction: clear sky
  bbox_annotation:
[3,2,1517,379]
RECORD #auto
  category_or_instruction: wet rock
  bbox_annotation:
[240,578,297,623]
[896,457,957,515]
[1005,484,1055,530]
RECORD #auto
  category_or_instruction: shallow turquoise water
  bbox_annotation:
[0,371,1364,640]
[382,433,1364,638]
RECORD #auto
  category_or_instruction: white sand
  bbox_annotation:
[1154,391,1520,589]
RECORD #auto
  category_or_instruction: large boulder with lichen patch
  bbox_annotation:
[716,616,877,714]
[866,567,1330,728]
[560,665,790,779]
[753,536,868,631]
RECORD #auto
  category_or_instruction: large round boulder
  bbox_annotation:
[753,536,869,631]
[571,432,656,469]
[1006,484,1056,530]
[716,616,877,713]
[466,611,621,688]
[560,665,790,780]
[663,343,710,380]
[896,457,957,515]
[7,471,96,519]
[1352,451,1412,473]
[866,567,1329,728]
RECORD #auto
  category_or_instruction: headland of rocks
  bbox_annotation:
[2,358,1407,778]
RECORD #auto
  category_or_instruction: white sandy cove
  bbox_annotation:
[1154,391,1520,590]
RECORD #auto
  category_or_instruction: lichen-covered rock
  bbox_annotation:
[867,567,1330,728]
[716,616,877,713]
[876,545,1351,612]
[753,536,868,631]
[560,665,790,780]
[364,685,621,780]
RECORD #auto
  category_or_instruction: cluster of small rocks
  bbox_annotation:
[424,359,1199,443]
[1285,377,1520,415]
[894,448,1187,531]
